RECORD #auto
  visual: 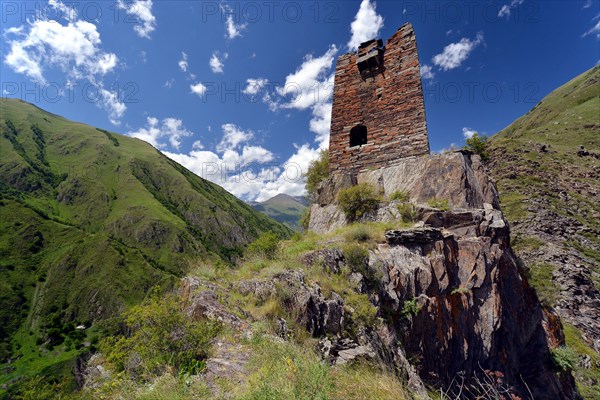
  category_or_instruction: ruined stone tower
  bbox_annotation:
[329,23,429,174]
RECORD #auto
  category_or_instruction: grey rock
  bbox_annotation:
[300,248,345,274]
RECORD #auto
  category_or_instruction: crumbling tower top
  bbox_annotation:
[329,23,430,174]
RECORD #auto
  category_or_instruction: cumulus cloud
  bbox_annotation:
[209,51,228,74]
[128,116,194,149]
[275,45,338,111]
[432,32,484,71]
[348,0,384,51]
[309,101,333,148]
[165,140,317,202]
[462,127,477,139]
[190,82,207,96]
[178,52,188,72]
[221,3,247,40]
[420,64,435,80]
[3,0,125,124]
[265,46,336,153]
[116,0,156,38]
[161,123,295,201]
[498,0,524,18]
[242,78,268,95]
[217,124,253,152]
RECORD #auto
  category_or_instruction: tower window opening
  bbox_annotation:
[350,125,368,147]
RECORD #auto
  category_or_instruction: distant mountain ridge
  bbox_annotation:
[0,98,290,391]
[250,193,307,231]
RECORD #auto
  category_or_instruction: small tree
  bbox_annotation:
[337,183,381,222]
[246,232,281,259]
[463,133,489,162]
[305,149,329,197]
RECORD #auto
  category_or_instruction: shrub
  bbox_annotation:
[100,288,220,376]
[247,232,281,259]
[299,207,311,231]
[305,149,329,197]
[463,132,489,162]
[337,183,381,222]
[342,243,369,273]
[389,190,410,202]
[345,292,378,327]
[345,224,372,242]
[396,203,417,223]
[427,197,450,211]
[401,298,421,318]
[551,346,578,371]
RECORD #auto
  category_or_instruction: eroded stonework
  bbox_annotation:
[329,23,429,174]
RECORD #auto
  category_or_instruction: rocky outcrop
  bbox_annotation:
[236,270,345,337]
[310,152,498,233]
[306,151,579,398]
[370,207,577,399]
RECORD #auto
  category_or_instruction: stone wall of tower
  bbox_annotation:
[329,23,430,174]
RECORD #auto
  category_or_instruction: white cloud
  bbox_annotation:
[164,78,175,88]
[260,46,337,156]
[164,140,318,202]
[4,1,125,124]
[583,16,600,40]
[221,3,247,39]
[190,82,207,96]
[347,0,384,51]
[116,0,156,38]
[498,0,524,18]
[209,51,228,74]
[242,78,268,95]
[309,101,332,148]
[162,123,290,201]
[462,127,477,139]
[420,64,435,80]
[178,52,188,72]
[128,116,193,149]
[432,32,484,71]
[99,88,127,125]
[217,124,253,152]
[435,143,459,154]
[583,0,592,9]
[275,45,338,110]
[192,140,204,150]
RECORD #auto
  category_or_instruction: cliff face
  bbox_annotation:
[308,152,578,399]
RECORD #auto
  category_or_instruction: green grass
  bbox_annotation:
[524,263,558,307]
[511,235,546,253]
[562,323,600,399]
[426,198,450,211]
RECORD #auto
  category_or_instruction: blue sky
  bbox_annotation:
[2,0,599,201]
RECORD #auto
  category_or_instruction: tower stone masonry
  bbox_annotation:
[329,22,430,174]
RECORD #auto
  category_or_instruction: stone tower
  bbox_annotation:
[329,23,429,174]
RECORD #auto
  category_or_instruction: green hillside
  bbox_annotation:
[0,98,291,395]
[251,193,307,231]
[488,65,600,398]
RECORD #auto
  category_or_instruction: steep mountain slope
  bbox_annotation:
[250,193,307,230]
[488,66,599,397]
[0,98,290,392]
